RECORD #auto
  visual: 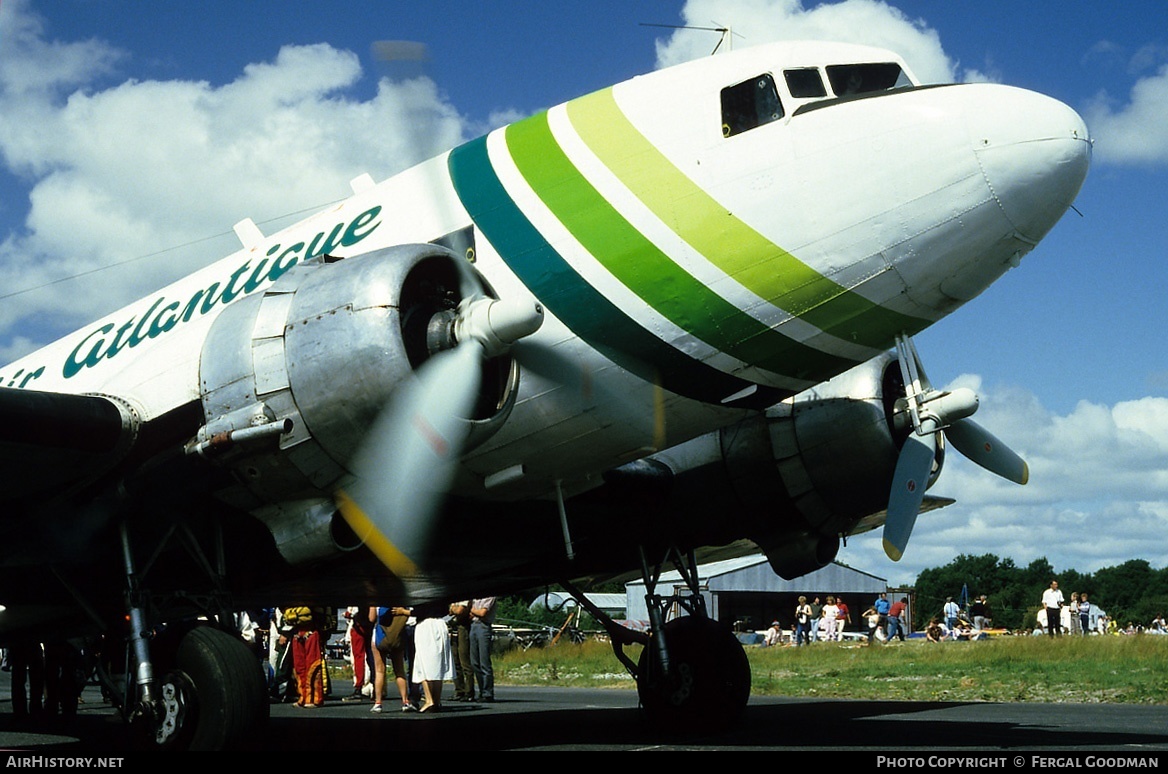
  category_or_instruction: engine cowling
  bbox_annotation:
[645,352,941,579]
[193,244,521,564]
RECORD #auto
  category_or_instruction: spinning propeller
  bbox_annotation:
[882,335,1029,562]
[336,258,543,576]
[334,41,549,576]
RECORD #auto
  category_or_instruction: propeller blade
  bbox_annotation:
[336,342,482,576]
[883,429,937,562]
[945,417,1030,485]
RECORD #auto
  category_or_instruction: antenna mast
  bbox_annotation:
[639,22,741,56]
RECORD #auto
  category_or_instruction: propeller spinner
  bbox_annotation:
[882,335,1029,561]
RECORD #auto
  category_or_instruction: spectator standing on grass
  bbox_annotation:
[970,595,989,631]
[808,597,823,643]
[943,596,961,634]
[795,596,812,646]
[1067,593,1081,635]
[822,596,839,642]
[861,605,881,645]
[874,593,891,640]
[1078,593,1092,635]
[836,596,851,639]
[1041,580,1065,637]
[888,596,908,642]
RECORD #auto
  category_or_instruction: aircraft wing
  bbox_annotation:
[845,495,956,537]
[0,387,141,503]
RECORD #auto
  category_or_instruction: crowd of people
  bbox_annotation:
[764,592,917,646]
[756,581,1168,647]
[3,597,501,724]
[786,594,854,645]
[292,596,500,714]
[1,636,90,729]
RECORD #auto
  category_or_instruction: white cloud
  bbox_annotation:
[0,0,123,103]
[1084,63,1168,164]
[0,1,471,358]
[657,0,955,84]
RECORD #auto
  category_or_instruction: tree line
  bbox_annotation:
[912,554,1168,631]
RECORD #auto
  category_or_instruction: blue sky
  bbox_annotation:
[1,0,1166,593]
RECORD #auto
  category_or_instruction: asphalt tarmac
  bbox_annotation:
[2,670,1168,754]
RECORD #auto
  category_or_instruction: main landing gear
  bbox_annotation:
[564,545,750,733]
[95,518,267,750]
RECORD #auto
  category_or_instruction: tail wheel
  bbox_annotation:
[636,615,751,733]
[134,626,267,750]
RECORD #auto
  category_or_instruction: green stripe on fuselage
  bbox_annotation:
[446,135,786,409]
[505,111,855,382]
[567,88,928,348]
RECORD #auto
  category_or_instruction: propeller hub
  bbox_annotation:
[919,387,979,428]
[455,297,544,359]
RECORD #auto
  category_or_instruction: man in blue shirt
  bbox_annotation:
[874,593,891,641]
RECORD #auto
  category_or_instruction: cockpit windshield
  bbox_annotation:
[825,63,912,96]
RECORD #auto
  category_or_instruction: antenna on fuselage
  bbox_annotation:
[639,22,742,55]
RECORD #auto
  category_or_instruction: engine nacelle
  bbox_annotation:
[647,352,940,579]
[194,244,521,564]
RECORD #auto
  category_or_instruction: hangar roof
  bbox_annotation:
[625,554,887,595]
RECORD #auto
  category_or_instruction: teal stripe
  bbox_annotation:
[447,134,787,409]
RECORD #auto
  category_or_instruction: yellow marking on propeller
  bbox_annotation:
[883,538,904,562]
[335,489,419,576]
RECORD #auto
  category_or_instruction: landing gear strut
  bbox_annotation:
[564,545,750,733]
[104,516,267,750]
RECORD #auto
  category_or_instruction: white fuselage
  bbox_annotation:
[1,41,1090,504]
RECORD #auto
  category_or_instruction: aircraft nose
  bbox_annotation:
[971,87,1091,243]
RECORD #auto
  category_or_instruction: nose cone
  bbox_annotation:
[971,86,1092,243]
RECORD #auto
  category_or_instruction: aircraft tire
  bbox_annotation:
[636,615,751,733]
[133,625,268,751]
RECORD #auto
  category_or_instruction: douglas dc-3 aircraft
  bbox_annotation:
[0,40,1089,747]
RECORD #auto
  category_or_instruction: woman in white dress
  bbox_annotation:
[411,602,456,712]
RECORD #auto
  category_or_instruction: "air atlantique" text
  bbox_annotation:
[57,206,382,380]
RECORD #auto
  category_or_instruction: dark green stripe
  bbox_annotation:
[506,111,856,383]
[446,135,786,409]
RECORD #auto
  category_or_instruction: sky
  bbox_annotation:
[0,0,1166,591]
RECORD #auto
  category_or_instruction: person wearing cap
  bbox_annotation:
[764,620,784,647]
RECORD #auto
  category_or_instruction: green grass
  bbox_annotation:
[494,634,1168,704]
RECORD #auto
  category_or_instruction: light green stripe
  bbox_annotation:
[505,112,855,382]
[567,88,928,348]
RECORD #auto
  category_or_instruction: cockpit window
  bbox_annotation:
[784,68,827,98]
[721,73,784,138]
[826,63,912,96]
